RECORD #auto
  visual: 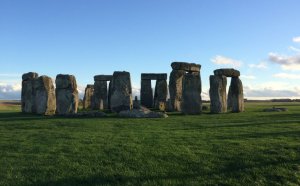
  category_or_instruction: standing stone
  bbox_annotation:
[169,70,185,111]
[228,77,244,112]
[154,79,168,111]
[55,74,79,115]
[93,80,108,110]
[34,76,56,115]
[140,79,153,108]
[83,85,94,110]
[108,81,112,109]
[21,72,39,113]
[181,72,202,114]
[110,71,133,112]
[209,75,227,113]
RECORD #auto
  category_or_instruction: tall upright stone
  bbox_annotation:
[169,62,201,111]
[92,75,112,110]
[154,79,168,111]
[110,71,133,112]
[83,84,94,110]
[21,72,39,113]
[55,74,79,115]
[140,79,153,108]
[228,77,244,112]
[209,75,227,113]
[181,72,202,114]
[34,76,56,115]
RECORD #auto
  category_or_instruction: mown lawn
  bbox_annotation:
[0,102,299,186]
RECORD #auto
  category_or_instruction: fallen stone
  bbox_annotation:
[64,111,107,118]
[118,106,168,118]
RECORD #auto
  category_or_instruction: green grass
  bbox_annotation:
[0,102,299,186]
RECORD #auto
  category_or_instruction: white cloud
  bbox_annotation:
[211,55,242,68]
[240,75,256,80]
[248,62,267,69]
[273,73,300,79]
[0,83,22,100]
[289,46,300,53]
[268,52,300,71]
[293,36,300,43]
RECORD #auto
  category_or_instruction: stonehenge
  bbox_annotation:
[209,68,244,113]
[109,71,133,113]
[92,75,112,110]
[140,73,167,111]
[21,72,56,115]
[83,84,94,109]
[55,74,79,115]
[169,62,201,112]
[20,63,245,117]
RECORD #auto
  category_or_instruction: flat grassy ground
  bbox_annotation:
[0,101,299,186]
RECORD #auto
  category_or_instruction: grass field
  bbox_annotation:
[0,102,299,186]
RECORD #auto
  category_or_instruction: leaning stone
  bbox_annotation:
[171,62,201,72]
[141,73,167,80]
[154,79,168,111]
[181,72,202,114]
[214,68,240,77]
[228,77,244,112]
[209,75,227,113]
[34,76,56,115]
[110,71,133,112]
[21,72,39,113]
[169,70,186,111]
[94,75,113,81]
[140,79,153,108]
[83,85,94,109]
[55,74,79,115]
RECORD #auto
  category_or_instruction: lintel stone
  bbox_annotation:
[94,75,113,81]
[214,68,240,77]
[141,73,167,80]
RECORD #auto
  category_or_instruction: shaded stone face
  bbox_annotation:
[92,81,108,110]
[83,84,94,109]
[171,62,201,72]
[181,72,202,115]
[34,76,56,115]
[169,70,185,111]
[228,77,244,112]
[209,75,227,113]
[154,79,168,111]
[55,74,78,115]
[140,79,153,108]
[214,68,240,77]
[21,72,39,113]
[94,75,113,81]
[110,71,133,112]
[141,73,167,80]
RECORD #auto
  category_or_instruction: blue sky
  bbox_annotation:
[1,0,300,99]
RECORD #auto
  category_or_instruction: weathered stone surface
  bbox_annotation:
[166,99,173,112]
[21,72,39,113]
[92,81,108,110]
[110,71,133,112]
[154,79,168,111]
[83,84,94,109]
[94,75,113,81]
[55,74,79,115]
[181,72,202,114]
[108,81,112,109]
[169,70,185,111]
[209,75,227,113]
[140,79,153,108]
[141,73,167,80]
[118,106,168,118]
[34,76,56,115]
[171,62,201,72]
[214,68,240,77]
[228,77,244,112]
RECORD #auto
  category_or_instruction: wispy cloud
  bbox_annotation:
[293,36,300,43]
[248,62,267,69]
[289,46,300,53]
[211,55,242,68]
[273,73,300,79]
[268,52,300,71]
